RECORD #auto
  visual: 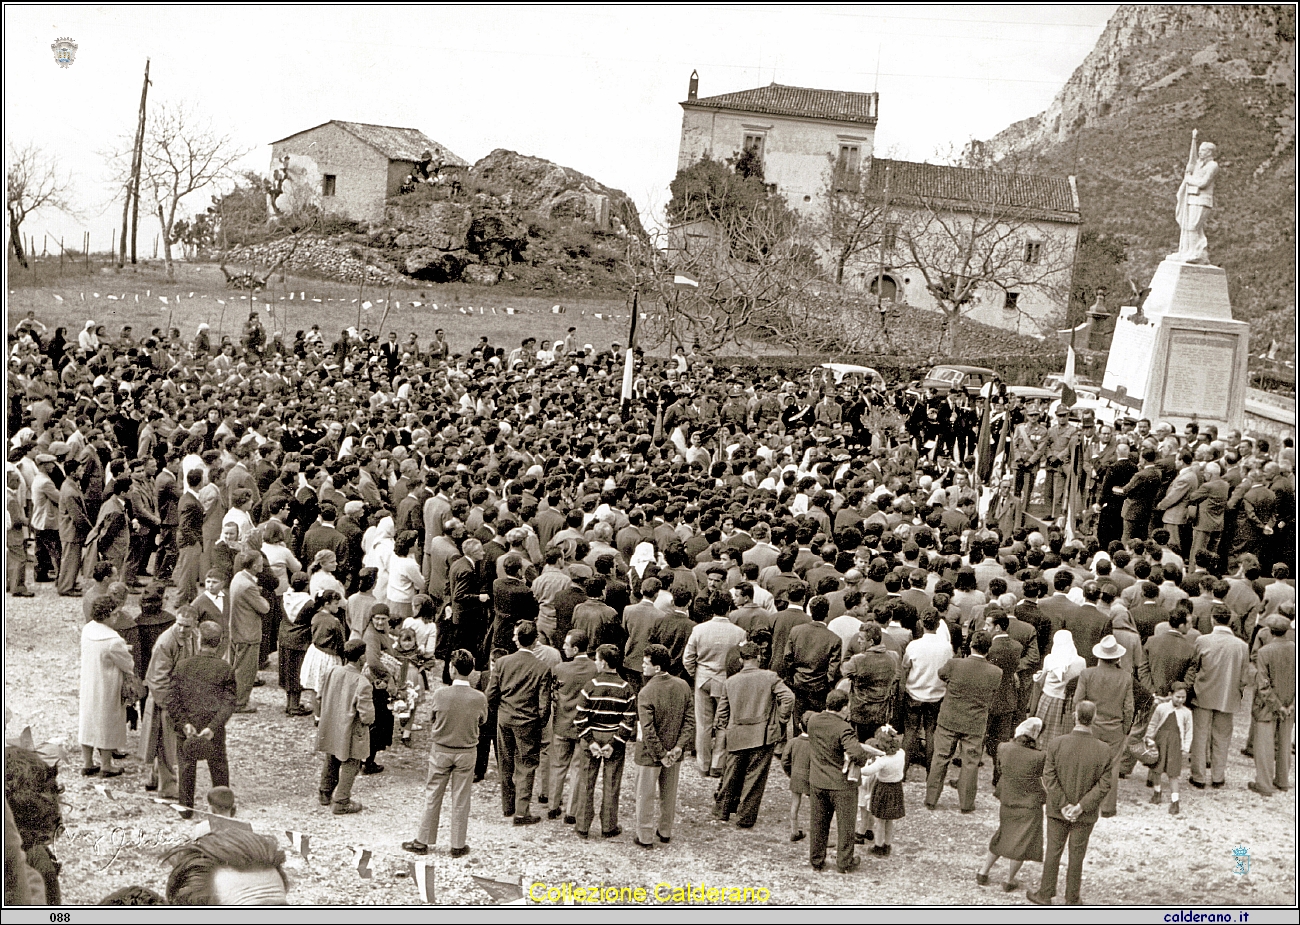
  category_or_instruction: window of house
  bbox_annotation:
[1003,291,1020,311]
[881,222,899,252]
[838,144,861,175]
[743,133,765,157]
[1023,240,1043,264]
[323,174,337,197]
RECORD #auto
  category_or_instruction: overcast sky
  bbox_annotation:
[5,4,1117,254]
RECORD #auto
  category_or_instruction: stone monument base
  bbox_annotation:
[1101,258,1249,431]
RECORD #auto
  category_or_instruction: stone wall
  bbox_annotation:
[227,235,400,286]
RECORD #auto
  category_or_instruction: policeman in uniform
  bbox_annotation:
[1031,407,1081,519]
[1012,407,1049,499]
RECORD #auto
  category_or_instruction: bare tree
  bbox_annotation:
[883,165,1074,352]
[136,102,248,279]
[630,197,821,354]
[815,153,893,286]
[6,144,76,268]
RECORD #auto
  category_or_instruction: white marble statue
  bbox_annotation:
[1172,131,1218,264]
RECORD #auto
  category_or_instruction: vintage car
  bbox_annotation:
[917,364,997,398]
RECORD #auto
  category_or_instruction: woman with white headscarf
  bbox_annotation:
[78,320,99,352]
[629,541,657,586]
[362,515,396,603]
[1033,630,1086,743]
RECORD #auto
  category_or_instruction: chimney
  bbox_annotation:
[688,70,698,101]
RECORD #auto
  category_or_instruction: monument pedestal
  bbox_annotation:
[1101,258,1249,431]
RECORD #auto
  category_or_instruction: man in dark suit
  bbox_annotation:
[782,596,843,730]
[1038,572,1081,639]
[1097,445,1138,547]
[489,554,538,653]
[1128,581,1169,643]
[647,588,697,680]
[1145,612,1196,695]
[485,620,552,825]
[302,502,350,578]
[547,629,597,822]
[1116,448,1163,542]
[621,579,663,694]
[1005,605,1041,724]
[1027,700,1114,906]
[925,631,1004,812]
[806,688,870,873]
[1065,582,1114,667]
[713,643,794,828]
[167,621,238,816]
[983,611,1023,787]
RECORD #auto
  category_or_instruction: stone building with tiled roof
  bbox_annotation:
[675,73,1080,337]
[270,121,466,224]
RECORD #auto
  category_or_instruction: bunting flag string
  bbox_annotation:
[351,845,374,879]
[410,861,435,904]
[285,830,311,858]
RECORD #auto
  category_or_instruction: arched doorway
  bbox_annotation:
[868,274,898,303]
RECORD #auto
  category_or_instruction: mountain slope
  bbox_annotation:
[975,5,1296,355]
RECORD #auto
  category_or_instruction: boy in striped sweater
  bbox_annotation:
[572,644,638,839]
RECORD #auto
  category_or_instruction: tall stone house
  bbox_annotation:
[676,74,1081,337]
[269,121,467,224]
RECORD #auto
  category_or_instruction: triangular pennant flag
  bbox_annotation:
[146,290,150,296]
[351,846,373,879]
[362,301,372,311]
[491,307,496,314]
[285,830,311,858]
[594,313,603,320]
[5,726,35,749]
[471,874,524,903]
[217,299,225,305]
[673,272,699,290]
[395,302,401,309]
[410,861,435,903]
[505,307,516,315]
[289,292,294,300]
[412,301,422,308]
[193,820,212,837]
[150,796,177,805]
[93,292,100,298]
[168,802,191,816]
[52,293,63,302]
[188,292,194,298]
[80,292,85,301]
[431,303,438,310]
[551,305,564,314]
[93,783,115,801]
[313,298,322,303]
[300,292,305,300]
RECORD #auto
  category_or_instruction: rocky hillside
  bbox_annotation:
[231,149,646,292]
[974,5,1296,355]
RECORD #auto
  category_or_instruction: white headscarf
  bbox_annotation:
[1041,629,1085,679]
[629,542,657,578]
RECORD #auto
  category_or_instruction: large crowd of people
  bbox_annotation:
[4,307,1296,906]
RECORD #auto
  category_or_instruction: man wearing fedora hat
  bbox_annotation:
[1072,635,1133,817]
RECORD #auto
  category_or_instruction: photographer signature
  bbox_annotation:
[63,825,190,871]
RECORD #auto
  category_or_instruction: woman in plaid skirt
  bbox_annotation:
[1033,630,1085,744]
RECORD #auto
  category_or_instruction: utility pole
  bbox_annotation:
[119,59,149,268]
[130,59,151,264]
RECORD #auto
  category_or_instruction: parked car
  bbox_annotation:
[817,363,887,391]
[917,364,997,398]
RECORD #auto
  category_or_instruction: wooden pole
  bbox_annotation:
[43,233,48,257]
[59,236,64,278]
[128,59,149,263]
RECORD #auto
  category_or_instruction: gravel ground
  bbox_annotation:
[6,584,1294,906]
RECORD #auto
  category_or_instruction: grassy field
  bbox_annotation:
[6,257,637,356]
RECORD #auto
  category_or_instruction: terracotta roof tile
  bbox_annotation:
[271,121,468,166]
[863,158,1079,222]
[685,83,878,125]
